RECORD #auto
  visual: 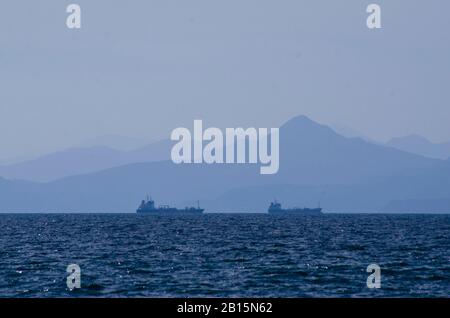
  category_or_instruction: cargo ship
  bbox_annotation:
[268,200,322,215]
[136,196,204,214]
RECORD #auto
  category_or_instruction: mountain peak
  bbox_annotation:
[280,115,337,138]
[284,114,315,125]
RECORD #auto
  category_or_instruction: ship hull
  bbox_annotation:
[136,208,204,214]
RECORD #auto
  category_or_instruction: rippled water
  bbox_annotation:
[0,213,449,297]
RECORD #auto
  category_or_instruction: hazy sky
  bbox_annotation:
[1,0,449,160]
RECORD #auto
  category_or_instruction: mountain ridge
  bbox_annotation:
[0,140,171,182]
[0,115,449,213]
[386,134,450,160]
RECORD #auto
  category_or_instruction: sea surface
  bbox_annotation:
[0,213,449,298]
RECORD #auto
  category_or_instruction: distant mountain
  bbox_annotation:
[0,135,152,166]
[274,116,438,186]
[0,115,449,213]
[0,153,39,166]
[330,123,378,144]
[76,134,151,151]
[386,134,450,160]
[0,140,171,182]
[209,159,450,213]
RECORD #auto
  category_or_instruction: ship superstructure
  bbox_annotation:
[136,196,204,214]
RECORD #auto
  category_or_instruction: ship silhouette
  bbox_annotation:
[268,200,322,215]
[136,196,204,214]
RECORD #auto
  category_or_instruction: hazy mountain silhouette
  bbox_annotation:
[0,115,449,213]
[0,140,171,182]
[76,134,151,151]
[273,116,438,185]
[208,159,450,213]
[386,134,450,160]
[330,123,378,144]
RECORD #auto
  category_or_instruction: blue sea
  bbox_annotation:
[0,214,448,298]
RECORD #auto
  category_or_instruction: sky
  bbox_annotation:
[1,0,449,160]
